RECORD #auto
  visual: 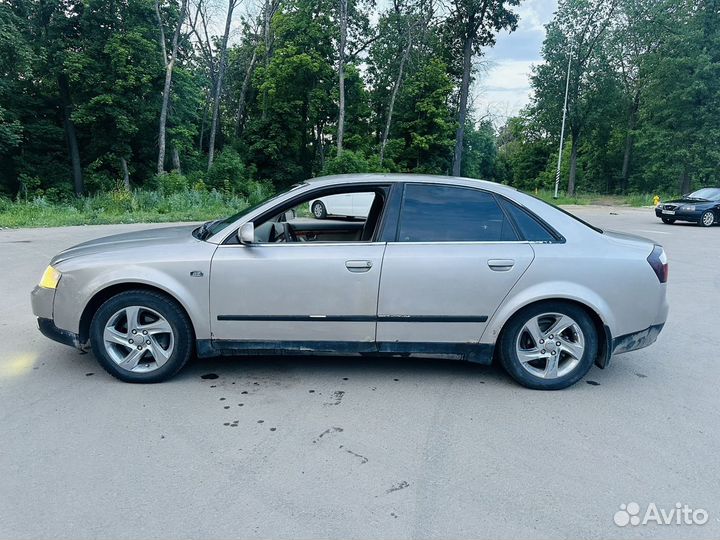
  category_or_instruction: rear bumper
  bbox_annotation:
[612,323,665,355]
[36,317,83,349]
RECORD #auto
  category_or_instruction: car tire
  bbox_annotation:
[699,210,714,227]
[311,201,327,219]
[661,217,675,224]
[90,289,193,383]
[498,301,598,390]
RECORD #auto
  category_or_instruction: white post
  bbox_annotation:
[554,42,573,199]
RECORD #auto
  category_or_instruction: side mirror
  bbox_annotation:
[238,222,255,244]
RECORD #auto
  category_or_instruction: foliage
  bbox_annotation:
[0,0,715,218]
[0,187,265,228]
[155,171,189,194]
[502,0,719,196]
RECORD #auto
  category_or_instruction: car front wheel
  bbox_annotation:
[661,217,675,224]
[311,201,327,219]
[699,210,715,227]
[90,290,193,383]
[498,302,598,390]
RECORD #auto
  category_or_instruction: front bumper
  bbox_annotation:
[31,285,55,319]
[37,317,83,348]
[32,285,83,350]
[655,207,702,222]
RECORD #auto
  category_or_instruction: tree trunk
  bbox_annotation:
[620,130,633,194]
[157,0,188,175]
[261,0,273,120]
[380,29,412,165]
[120,156,130,189]
[567,133,579,196]
[172,147,181,172]
[199,95,209,150]
[452,28,473,177]
[680,163,690,194]
[58,74,83,196]
[234,47,257,136]
[154,0,168,63]
[336,0,348,156]
[207,0,236,171]
[317,122,325,170]
[620,94,639,193]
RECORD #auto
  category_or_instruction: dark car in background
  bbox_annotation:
[656,188,720,227]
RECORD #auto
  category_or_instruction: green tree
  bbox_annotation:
[461,119,497,179]
[445,0,520,176]
[634,0,720,193]
[530,0,620,195]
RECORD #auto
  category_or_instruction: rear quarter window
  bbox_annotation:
[499,199,558,242]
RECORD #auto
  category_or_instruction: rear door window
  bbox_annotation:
[397,184,518,242]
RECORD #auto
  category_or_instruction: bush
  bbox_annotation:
[322,150,370,175]
[206,148,249,194]
[155,171,189,194]
[321,150,391,176]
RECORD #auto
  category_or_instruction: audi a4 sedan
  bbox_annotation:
[655,187,720,227]
[31,174,669,389]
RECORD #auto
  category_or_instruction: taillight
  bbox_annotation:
[647,245,668,283]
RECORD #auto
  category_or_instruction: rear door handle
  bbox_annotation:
[346,260,373,272]
[487,259,515,271]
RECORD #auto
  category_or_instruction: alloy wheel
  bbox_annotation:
[312,202,325,218]
[103,305,174,373]
[515,312,585,379]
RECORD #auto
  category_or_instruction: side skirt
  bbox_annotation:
[196,339,494,365]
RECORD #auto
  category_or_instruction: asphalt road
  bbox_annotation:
[1,207,718,540]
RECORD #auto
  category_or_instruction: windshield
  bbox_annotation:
[688,188,720,201]
[203,183,308,237]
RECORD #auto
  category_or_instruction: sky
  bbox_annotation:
[476,0,558,124]
[229,0,559,126]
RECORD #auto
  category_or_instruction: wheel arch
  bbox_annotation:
[78,283,196,346]
[489,297,613,370]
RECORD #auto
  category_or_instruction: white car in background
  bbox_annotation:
[309,192,374,219]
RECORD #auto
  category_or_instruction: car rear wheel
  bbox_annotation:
[661,217,675,224]
[498,302,598,390]
[311,201,327,219]
[699,210,714,227]
[90,290,193,383]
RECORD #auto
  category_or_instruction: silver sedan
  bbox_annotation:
[31,174,669,389]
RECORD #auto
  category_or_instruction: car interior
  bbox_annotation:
[253,187,386,243]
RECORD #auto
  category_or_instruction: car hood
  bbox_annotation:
[51,225,199,265]
[664,197,714,206]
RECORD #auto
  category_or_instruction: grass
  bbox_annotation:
[0,188,267,229]
[0,186,679,229]
[532,189,677,207]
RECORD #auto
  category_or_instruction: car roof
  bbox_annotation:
[305,173,517,194]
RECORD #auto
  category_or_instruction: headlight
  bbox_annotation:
[39,265,61,289]
[682,205,695,211]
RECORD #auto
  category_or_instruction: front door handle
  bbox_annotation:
[346,260,373,273]
[487,259,515,271]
